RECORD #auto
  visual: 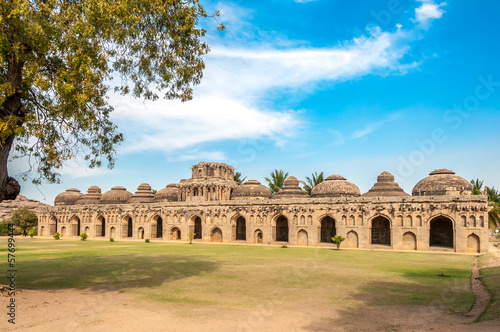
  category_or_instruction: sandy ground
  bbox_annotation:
[1,247,499,332]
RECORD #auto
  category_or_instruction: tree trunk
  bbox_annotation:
[0,135,20,201]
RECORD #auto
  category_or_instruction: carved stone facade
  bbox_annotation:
[37,162,490,253]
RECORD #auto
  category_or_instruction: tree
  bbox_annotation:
[9,207,37,231]
[0,0,224,201]
[471,179,500,230]
[264,169,289,195]
[300,171,324,196]
[234,171,246,183]
[470,179,484,195]
[331,235,345,250]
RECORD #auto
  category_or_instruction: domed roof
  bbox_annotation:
[128,183,155,203]
[273,176,307,199]
[154,183,180,202]
[231,180,272,200]
[54,188,84,205]
[311,175,360,198]
[75,186,102,204]
[412,169,473,196]
[362,171,410,197]
[100,186,133,204]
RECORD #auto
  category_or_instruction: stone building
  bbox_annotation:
[37,162,490,253]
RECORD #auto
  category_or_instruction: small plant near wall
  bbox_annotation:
[188,232,195,244]
[110,237,114,242]
[331,235,345,250]
[281,244,288,248]
[145,238,150,243]
[80,233,88,241]
[28,230,36,238]
[53,232,60,240]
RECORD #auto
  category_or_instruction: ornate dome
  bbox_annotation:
[154,183,180,202]
[54,188,84,205]
[128,183,155,203]
[412,169,473,196]
[311,175,360,198]
[75,186,102,204]
[100,186,133,204]
[362,171,409,197]
[231,180,272,200]
[273,176,307,199]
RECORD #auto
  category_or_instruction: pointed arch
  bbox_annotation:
[210,227,223,242]
[319,215,336,243]
[346,231,358,248]
[297,229,308,246]
[273,215,289,242]
[402,232,417,250]
[169,227,181,240]
[49,216,58,235]
[254,229,263,244]
[122,215,133,238]
[370,215,391,245]
[96,215,106,237]
[429,215,454,248]
[466,233,480,253]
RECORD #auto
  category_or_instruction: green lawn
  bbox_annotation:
[478,252,500,321]
[1,238,478,315]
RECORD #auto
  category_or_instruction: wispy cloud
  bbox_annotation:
[414,0,447,28]
[327,129,345,146]
[351,113,401,139]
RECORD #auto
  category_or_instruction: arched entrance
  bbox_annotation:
[49,216,58,235]
[84,226,91,236]
[346,231,358,248]
[122,216,133,238]
[96,216,105,237]
[193,216,202,239]
[402,232,417,250]
[156,217,163,238]
[40,226,44,236]
[467,234,480,253]
[60,226,66,237]
[429,216,453,248]
[71,216,81,237]
[297,230,308,246]
[138,227,144,240]
[275,216,288,242]
[110,227,116,239]
[371,216,391,245]
[254,229,263,244]
[236,216,246,240]
[170,227,181,240]
[210,228,223,242]
[320,216,336,243]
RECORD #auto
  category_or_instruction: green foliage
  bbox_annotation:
[28,229,36,238]
[331,235,346,250]
[0,0,224,185]
[471,179,500,229]
[300,171,324,196]
[234,171,247,183]
[265,170,289,195]
[471,178,484,195]
[151,189,157,194]
[53,232,60,240]
[281,244,288,248]
[109,237,114,242]
[145,238,150,243]
[80,233,88,241]
[188,232,195,244]
[9,208,38,231]
[0,221,9,235]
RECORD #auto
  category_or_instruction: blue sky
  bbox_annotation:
[10,0,500,204]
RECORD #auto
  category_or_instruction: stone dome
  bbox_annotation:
[128,183,155,203]
[311,175,360,198]
[231,180,272,200]
[412,169,473,196]
[362,171,410,197]
[100,186,133,204]
[154,183,180,202]
[75,186,102,204]
[54,188,84,205]
[273,176,307,199]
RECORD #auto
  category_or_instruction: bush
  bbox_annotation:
[145,238,150,243]
[281,244,288,248]
[28,230,36,238]
[53,232,60,240]
[188,232,195,244]
[80,233,88,241]
[110,237,114,242]
[331,235,346,250]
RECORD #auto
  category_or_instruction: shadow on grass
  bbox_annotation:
[18,254,219,292]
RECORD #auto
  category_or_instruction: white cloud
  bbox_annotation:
[351,113,401,139]
[326,129,345,146]
[414,0,447,27]
[294,0,319,3]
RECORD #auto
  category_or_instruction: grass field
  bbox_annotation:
[1,237,481,319]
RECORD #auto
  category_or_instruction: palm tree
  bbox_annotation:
[265,170,289,195]
[234,172,247,183]
[300,171,324,196]
[470,178,484,195]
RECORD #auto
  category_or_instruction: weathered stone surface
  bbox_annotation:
[413,169,473,196]
[54,188,84,206]
[311,175,360,198]
[128,183,155,203]
[362,171,409,197]
[0,195,47,221]
[76,186,102,205]
[100,186,133,204]
[274,176,307,199]
[154,183,180,202]
[232,180,272,200]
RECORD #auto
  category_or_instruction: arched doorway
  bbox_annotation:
[346,231,358,248]
[371,216,391,245]
[156,217,163,238]
[110,227,116,239]
[138,227,144,240]
[236,216,246,240]
[71,216,81,237]
[466,234,480,253]
[40,226,45,236]
[84,226,91,236]
[96,216,105,237]
[275,216,288,242]
[194,216,202,239]
[122,216,133,238]
[49,216,58,235]
[61,226,66,237]
[297,230,308,246]
[210,228,223,242]
[254,229,263,244]
[402,232,417,250]
[320,216,336,243]
[170,227,181,240]
[429,216,453,248]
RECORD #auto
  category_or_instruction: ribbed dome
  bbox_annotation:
[274,176,307,199]
[362,171,409,197]
[76,186,102,204]
[54,188,84,205]
[412,169,472,196]
[311,175,360,198]
[154,183,180,202]
[100,186,133,204]
[128,183,154,203]
[231,180,272,200]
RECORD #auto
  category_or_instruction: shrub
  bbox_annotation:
[28,230,36,238]
[281,244,288,248]
[145,238,150,243]
[53,232,60,240]
[80,233,88,241]
[331,235,346,250]
[110,237,114,242]
[188,232,195,244]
